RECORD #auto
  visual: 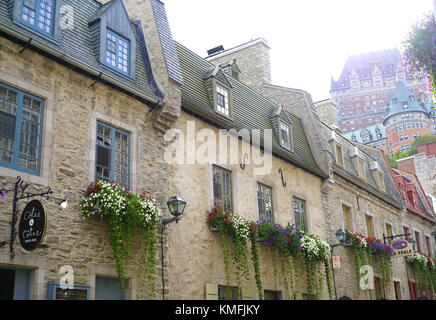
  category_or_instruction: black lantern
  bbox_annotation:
[162,196,186,225]
[167,196,186,217]
[335,228,347,244]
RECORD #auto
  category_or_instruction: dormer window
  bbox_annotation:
[377,171,386,192]
[357,158,366,181]
[15,0,59,37]
[279,122,292,151]
[216,85,230,116]
[105,29,130,74]
[334,142,345,168]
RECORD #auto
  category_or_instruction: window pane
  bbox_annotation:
[18,96,42,171]
[114,131,129,186]
[280,124,290,148]
[293,198,307,231]
[38,0,54,34]
[258,184,273,222]
[213,166,232,212]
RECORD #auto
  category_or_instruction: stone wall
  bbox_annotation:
[313,100,338,128]
[0,33,176,299]
[322,174,434,300]
[207,39,271,94]
[414,153,436,198]
[166,112,330,300]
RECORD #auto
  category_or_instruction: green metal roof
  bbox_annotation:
[175,42,327,178]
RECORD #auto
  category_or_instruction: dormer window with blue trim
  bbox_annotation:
[18,0,56,35]
[105,29,130,74]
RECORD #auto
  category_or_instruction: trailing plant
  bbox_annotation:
[249,231,263,299]
[407,252,436,294]
[206,206,252,285]
[299,231,331,299]
[366,237,394,292]
[81,181,161,291]
[346,231,370,296]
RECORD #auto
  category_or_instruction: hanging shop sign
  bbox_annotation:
[18,200,47,251]
[392,240,414,257]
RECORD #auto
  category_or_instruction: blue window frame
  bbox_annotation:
[47,282,90,300]
[105,29,130,75]
[95,122,130,187]
[0,83,44,176]
[18,0,56,35]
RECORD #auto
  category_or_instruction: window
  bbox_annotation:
[341,204,353,232]
[365,215,375,238]
[47,282,90,300]
[0,83,44,175]
[257,183,273,222]
[20,0,56,35]
[374,277,383,300]
[279,122,292,150]
[95,122,130,187]
[385,223,393,244]
[264,290,282,300]
[293,198,307,232]
[407,191,414,206]
[216,85,230,116]
[377,172,386,192]
[335,143,344,168]
[414,231,421,253]
[218,286,239,300]
[105,29,130,74]
[403,226,410,241]
[357,158,366,180]
[394,281,402,300]
[212,166,232,212]
[425,235,432,257]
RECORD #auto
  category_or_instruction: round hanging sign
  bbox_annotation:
[18,200,47,251]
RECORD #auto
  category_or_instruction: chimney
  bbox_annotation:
[206,38,272,93]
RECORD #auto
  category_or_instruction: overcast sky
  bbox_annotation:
[163,0,432,102]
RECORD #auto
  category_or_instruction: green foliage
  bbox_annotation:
[387,135,436,168]
[81,181,161,293]
[402,13,436,99]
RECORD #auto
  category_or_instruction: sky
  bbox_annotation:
[163,0,432,102]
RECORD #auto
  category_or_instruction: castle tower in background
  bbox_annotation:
[330,49,431,134]
[384,82,433,156]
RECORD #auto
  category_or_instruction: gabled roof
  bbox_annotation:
[391,168,436,223]
[175,42,326,178]
[89,0,118,23]
[318,122,403,208]
[0,0,163,104]
[203,66,233,88]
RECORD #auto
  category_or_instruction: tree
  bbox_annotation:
[387,135,436,168]
[402,13,436,99]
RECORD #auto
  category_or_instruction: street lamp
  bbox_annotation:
[160,195,187,301]
[162,196,187,225]
[335,228,348,244]
[330,228,353,300]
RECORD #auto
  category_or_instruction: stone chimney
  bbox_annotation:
[206,38,272,93]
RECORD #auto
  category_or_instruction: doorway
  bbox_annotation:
[0,268,31,300]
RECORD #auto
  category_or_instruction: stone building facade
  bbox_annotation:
[0,0,182,300]
[204,37,436,300]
